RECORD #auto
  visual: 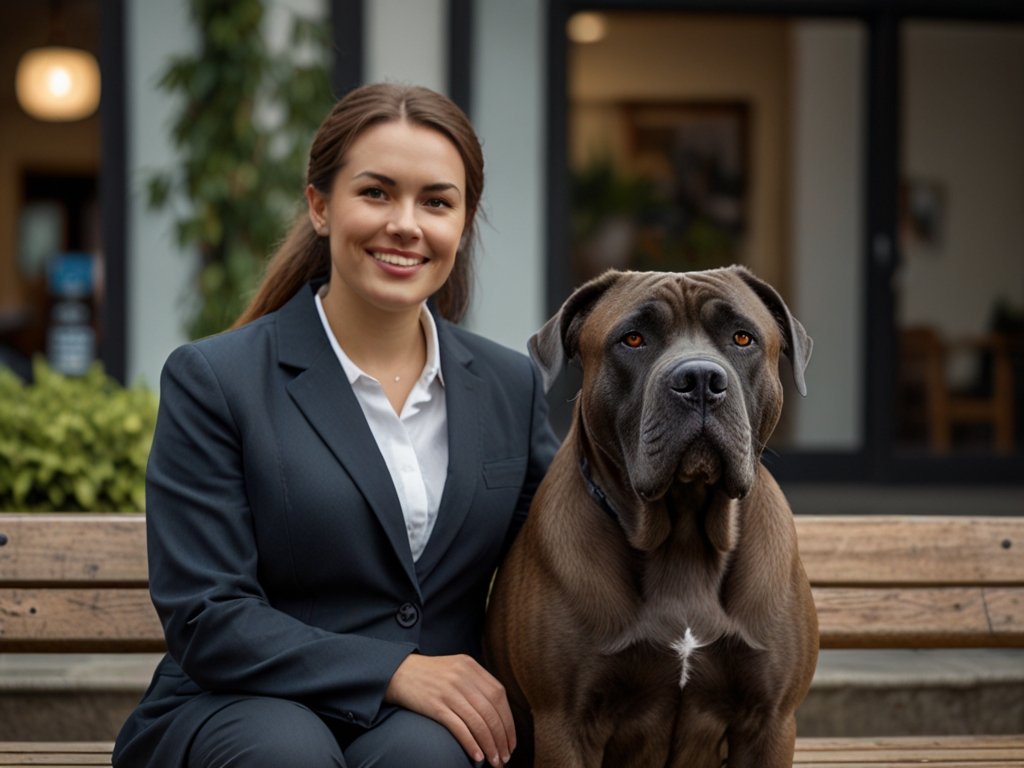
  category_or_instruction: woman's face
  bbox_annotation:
[306,119,467,319]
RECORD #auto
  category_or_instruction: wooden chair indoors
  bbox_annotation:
[899,325,1016,454]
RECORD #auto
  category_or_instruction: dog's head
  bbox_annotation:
[531,267,811,549]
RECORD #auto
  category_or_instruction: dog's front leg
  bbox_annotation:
[532,710,607,768]
[723,713,797,768]
[667,707,727,768]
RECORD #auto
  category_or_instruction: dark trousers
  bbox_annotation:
[187,697,480,768]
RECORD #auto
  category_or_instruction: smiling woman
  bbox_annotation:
[306,121,466,334]
[111,83,560,768]
[303,120,468,411]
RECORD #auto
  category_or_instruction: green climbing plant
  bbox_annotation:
[147,0,335,339]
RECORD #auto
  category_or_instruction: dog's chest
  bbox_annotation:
[600,581,736,691]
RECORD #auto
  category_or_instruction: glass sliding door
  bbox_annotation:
[894,21,1024,461]
[564,11,867,454]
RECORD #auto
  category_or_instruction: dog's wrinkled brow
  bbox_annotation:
[617,301,673,331]
[704,299,758,333]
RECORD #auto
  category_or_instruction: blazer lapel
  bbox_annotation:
[276,285,420,595]
[415,320,481,583]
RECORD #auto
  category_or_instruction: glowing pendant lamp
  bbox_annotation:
[15,2,100,122]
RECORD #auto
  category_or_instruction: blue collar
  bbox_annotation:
[578,456,622,525]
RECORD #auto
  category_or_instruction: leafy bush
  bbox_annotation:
[0,359,157,512]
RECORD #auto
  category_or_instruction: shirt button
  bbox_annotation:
[395,602,420,628]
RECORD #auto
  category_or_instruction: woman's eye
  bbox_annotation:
[621,332,645,349]
[733,331,755,347]
[361,187,386,199]
[425,197,450,209]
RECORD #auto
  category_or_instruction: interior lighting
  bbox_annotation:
[16,45,100,122]
[567,12,608,44]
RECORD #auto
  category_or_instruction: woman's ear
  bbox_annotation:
[305,184,329,236]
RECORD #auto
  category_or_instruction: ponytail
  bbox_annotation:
[232,213,329,329]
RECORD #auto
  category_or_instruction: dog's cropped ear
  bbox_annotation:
[734,267,813,396]
[529,270,623,393]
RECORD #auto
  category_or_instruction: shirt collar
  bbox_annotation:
[314,284,444,388]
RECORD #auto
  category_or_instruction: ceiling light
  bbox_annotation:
[16,45,101,122]
[567,12,608,45]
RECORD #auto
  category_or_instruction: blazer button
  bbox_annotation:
[396,602,420,628]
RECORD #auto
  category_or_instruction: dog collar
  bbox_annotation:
[578,457,622,525]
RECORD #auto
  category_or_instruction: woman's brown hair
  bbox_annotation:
[233,83,484,328]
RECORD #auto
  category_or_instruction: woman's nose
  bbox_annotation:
[386,201,421,240]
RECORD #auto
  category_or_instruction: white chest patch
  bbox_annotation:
[669,628,704,690]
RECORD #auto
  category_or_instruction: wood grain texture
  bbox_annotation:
[796,515,1024,587]
[0,588,162,652]
[794,734,1024,765]
[814,586,1024,648]
[4,736,1024,767]
[0,515,147,587]
[0,741,113,766]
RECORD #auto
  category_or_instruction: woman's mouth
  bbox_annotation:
[369,249,427,267]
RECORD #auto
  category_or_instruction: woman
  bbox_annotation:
[113,83,558,768]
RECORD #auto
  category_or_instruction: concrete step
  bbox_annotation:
[798,648,1024,737]
[0,653,161,741]
[2,649,1022,741]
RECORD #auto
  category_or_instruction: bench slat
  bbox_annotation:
[796,516,1024,587]
[0,515,147,587]
[0,588,163,652]
[0,742,113,766]
[814,586,1024,648]
[4,736,1024,767]
[794,735,1024,766]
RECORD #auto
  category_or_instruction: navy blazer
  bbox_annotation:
[113,283,558,767]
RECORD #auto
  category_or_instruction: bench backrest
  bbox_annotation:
[0,514,160,652]
[1,513,1022,652]
[797,515,1024,649]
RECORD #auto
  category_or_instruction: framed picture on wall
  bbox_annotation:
[622,100,750,272]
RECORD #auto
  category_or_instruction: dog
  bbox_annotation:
[484,266,819,768]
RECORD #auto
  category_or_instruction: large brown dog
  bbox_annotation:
[485,267,819,767]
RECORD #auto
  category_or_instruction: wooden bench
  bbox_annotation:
[1,513,1023,766]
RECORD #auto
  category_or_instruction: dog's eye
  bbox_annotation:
[733,331,755,347]
[621,332,645,349]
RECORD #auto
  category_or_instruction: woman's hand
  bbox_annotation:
[385,653,515,766]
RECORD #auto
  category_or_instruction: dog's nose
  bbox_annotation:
[669,360,728,407]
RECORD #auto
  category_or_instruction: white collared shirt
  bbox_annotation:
[315,287,448,562]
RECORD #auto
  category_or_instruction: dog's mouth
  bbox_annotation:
[633,426,752,504]
[676,440,724,488]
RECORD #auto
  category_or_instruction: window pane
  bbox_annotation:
[895,21,1024,457]
[567,14,866,451]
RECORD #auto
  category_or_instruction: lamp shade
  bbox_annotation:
[16,46,101,122]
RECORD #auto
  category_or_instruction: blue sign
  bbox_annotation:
[48,252,94,298]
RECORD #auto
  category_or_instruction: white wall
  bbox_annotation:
[789,21,865,449]
[126,0,194,388]
[365,0,445,91]
[466,0,547,353]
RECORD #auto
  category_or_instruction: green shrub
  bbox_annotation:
[0,359,157,512]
